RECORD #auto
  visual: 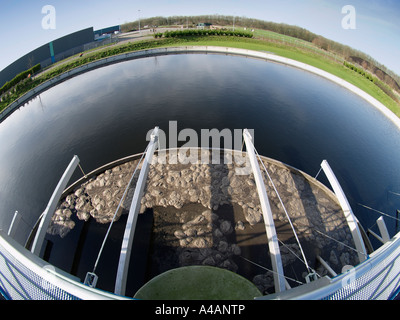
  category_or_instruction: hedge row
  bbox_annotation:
[154,29,253,39]
[343,61,375,82]
[12,40,174,86]
[0,64,41,95]
[343,61,400,102]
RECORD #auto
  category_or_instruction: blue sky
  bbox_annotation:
[0,0,399,75]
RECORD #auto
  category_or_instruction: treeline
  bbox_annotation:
[0,64,41,96]
[121,14,315,41]
[124,15,369,64]
[155,29,253,38]
[121,14,400,92]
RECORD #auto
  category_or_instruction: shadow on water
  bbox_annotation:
[125,209,154,297]
[43,213,127,291]
[289,170,324,277]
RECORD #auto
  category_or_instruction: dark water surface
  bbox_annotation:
[1,53,400,287]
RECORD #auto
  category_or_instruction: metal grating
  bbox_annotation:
[320,234,400,300]
[0,241,79,300]
[0,230,127,300]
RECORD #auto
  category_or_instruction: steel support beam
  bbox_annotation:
[317,255,337,277]
[31,155,80,256]
[377,216,390,243]
[320,160,367,262]
[114,127,159,296]
[8,211,21,237]
[368,216,390,244]
[243,129,286,293]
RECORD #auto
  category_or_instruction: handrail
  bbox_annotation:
[243,129,286,292]
[320,160,368,262]
[114,127,159,296]
[30,155,80,256]
[85,146,149,287]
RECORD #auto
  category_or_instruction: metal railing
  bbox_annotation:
[0,229,128,300]
[299,230,400,300]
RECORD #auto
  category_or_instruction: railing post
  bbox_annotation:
[317,255,337,277]
[7,211,21,237]
[31,155,80,256]
[377,216,390,243]
[320,160,367,262]
[114,127,159,296]
[243,129,286,293]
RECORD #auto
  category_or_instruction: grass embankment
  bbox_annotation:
[160,36,400,116]
[1,35,399,118]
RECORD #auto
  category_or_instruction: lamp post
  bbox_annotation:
[138,9,141,35]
